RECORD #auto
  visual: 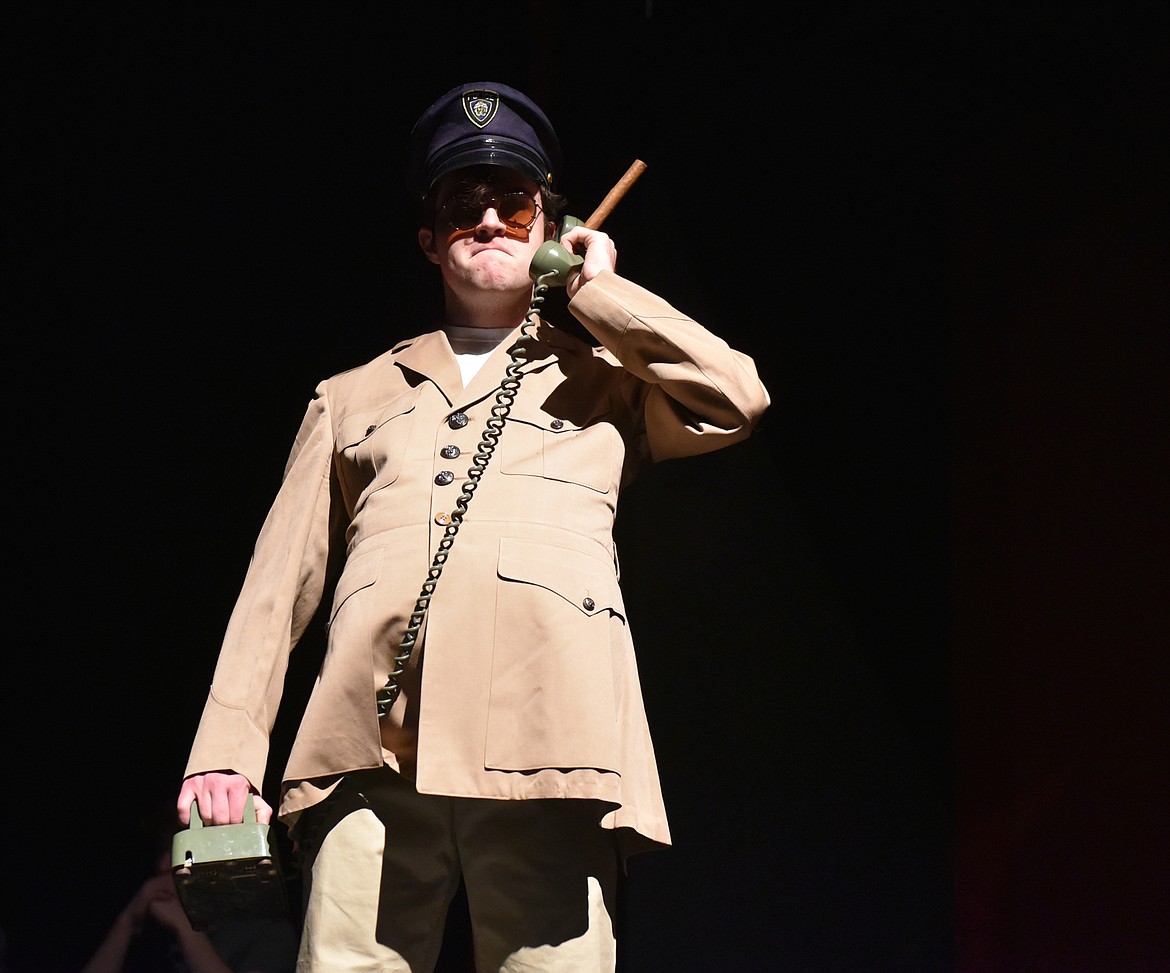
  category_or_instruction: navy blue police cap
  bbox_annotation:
[408,82,562,196]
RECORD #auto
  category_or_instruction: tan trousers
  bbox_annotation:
[294,767,620,973]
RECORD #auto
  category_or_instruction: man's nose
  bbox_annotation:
[476,205,507,234]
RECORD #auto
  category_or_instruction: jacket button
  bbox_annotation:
[550,419,564,430]
[434,471,454,486]
[447,412,469,429]
[434,512,451,526]
[582,596,596,611]
[440,444,461,459]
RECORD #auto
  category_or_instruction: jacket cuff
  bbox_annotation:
[182,689,270,793]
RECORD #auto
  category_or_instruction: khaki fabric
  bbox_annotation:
[296,770,619,973]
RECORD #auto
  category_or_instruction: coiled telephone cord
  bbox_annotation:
[375,273,555,717]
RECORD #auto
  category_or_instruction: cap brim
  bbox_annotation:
[424,138,550,190]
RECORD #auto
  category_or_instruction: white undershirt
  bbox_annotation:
[443,325,514,387]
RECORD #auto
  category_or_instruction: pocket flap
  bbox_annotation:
[497,537,624,619]
[337,392,417,450]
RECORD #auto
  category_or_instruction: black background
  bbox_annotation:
[4,4,1166,972]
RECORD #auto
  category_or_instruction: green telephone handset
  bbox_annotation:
[528,215,585,285]
[529,159,647,286]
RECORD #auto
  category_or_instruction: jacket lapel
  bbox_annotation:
[393,330,464,405]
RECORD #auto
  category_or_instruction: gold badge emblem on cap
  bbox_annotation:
[462,90,500,129]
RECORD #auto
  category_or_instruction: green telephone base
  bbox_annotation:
[171,793,286,930]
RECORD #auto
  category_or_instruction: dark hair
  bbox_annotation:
[420,166,567,231]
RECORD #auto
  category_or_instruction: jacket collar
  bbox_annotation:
[393,322,559,407]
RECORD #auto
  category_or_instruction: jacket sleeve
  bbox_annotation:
[183,381,342,791]
[567,270,771,462]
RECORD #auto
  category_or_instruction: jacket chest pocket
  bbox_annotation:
[338,393,418,492]
[498,413,618,494]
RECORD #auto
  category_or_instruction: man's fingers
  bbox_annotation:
[178,771,261,825]
[176,778,198,826]
[253,794,275,825]
[206,774,249,824]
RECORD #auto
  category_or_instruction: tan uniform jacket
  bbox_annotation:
[185,271,770,851]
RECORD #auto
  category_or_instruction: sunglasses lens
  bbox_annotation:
[445,196,483,230]
[497,193,537,228]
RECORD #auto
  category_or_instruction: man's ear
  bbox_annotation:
[418,226,440,265]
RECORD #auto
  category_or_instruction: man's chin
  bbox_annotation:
[464,256,532,290]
